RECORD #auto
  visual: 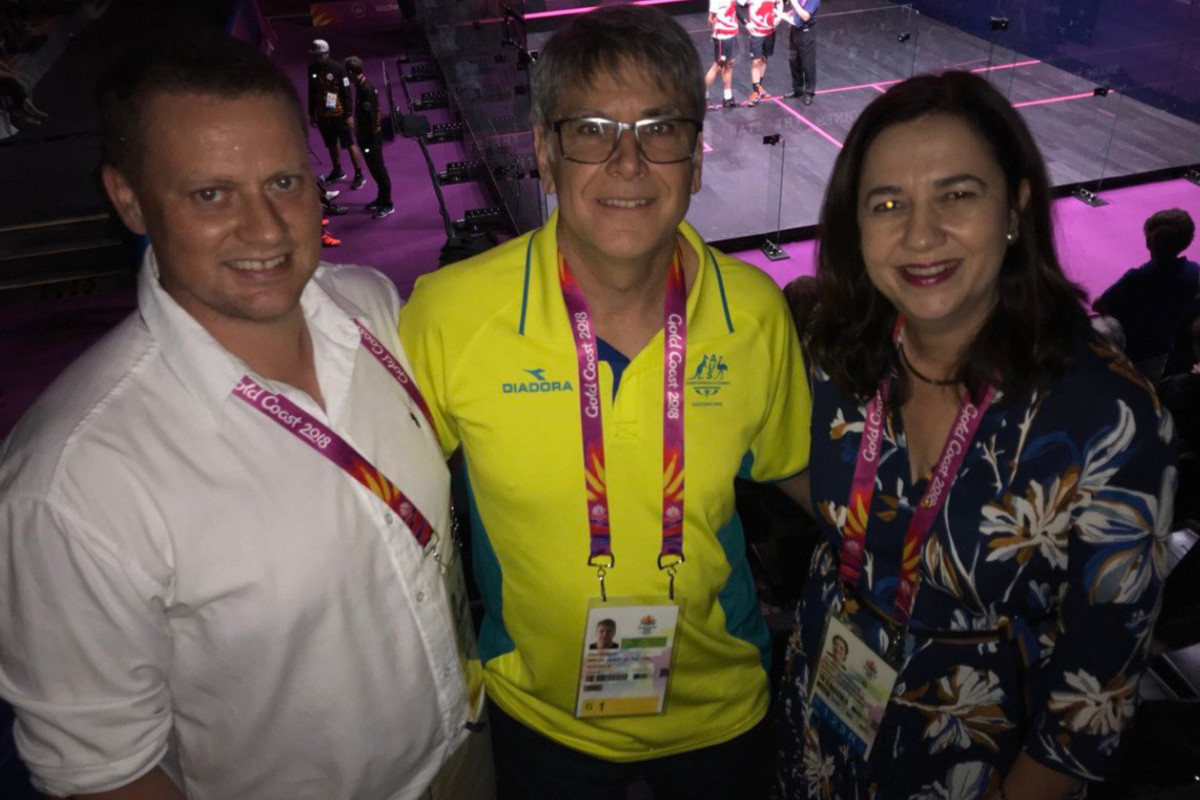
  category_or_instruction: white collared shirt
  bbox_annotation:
[0,250,468,799]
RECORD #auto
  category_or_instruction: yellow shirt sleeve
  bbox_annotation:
[398,277,462,458]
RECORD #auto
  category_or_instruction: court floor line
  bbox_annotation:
[817,58,1042,97]
[767,97,845,148]
[523,0,685,21]
[1012,91,1102,109]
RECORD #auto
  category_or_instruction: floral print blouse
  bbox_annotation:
[776,340,1177,800]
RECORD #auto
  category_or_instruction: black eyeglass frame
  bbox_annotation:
[550,116,704,164]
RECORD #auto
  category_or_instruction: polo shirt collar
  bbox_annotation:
[517,210,735,345]
[137,247,361,423]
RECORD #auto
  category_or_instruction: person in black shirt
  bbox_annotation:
[345,56,393,220]
[308,39,365,189]
[781,0,819,105]
[1093,209,1199,380]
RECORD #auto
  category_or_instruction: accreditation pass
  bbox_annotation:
[575,598,680,718]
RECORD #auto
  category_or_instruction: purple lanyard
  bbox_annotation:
[559,248,688,599]
[232,320,436,547]
[353,320,435,429]
[839,342,995,626]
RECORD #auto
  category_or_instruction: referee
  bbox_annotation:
[307,39,365,188]
[346,56,393,220]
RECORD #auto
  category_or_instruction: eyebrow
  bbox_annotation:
[177,166,306,187]
[177,176,238,190]
[933,173,988,189]
[862,173,989,202]
[862,185,902,203]
[563,107,684,119]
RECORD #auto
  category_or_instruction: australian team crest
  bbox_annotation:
[687,353,729,405]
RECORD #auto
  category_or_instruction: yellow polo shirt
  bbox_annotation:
[399,213,811,760]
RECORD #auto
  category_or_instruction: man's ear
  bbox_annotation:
[532,125,556,196]
[101,164,148,236]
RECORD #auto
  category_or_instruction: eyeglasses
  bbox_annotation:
[551,116,703,164]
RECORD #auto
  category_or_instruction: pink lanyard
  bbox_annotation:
[232,320,436,548]
[839,339,995,627]
[353,320,435,429]
[559,248,688,599]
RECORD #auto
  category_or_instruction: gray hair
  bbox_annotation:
[530,4,705,128]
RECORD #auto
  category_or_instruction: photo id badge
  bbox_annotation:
[325,91,338,109]
[575,597,680,718]
[809,612,898,759]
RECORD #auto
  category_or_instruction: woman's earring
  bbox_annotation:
[1005,232,1017,245]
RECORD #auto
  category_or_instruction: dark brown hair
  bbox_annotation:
[97,30,303,183]
[1144,208,1195,261]
[807,70,1087,403]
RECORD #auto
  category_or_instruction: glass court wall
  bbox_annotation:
[418,0,1200,243]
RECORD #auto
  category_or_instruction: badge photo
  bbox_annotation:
[575,598,682,718]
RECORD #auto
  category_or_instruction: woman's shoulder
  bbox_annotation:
[1026,335,1171,443]
[1058,337,1162,408]
[809,359,859,409]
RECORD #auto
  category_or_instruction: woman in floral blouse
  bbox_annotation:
[776,71,1176,800]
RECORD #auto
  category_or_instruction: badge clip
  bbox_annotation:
[425,529,448,574]
[657,553,684,601]
[589,554,616,602]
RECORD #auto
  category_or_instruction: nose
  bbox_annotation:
[901,199,946,253]
[238,191,288,246]
[607,126,647,178]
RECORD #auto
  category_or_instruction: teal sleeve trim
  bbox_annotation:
[709,248,735,334]
[769,466,809,483]
[716,511,772,674]
[519,233,536,336]
[737,450,755,481]
[464,463,515,664]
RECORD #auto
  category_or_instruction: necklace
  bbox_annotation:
[896,333,957,387]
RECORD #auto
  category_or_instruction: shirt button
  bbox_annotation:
[416,591,426,603]
[443,667,452,678]
[384,513,394,525]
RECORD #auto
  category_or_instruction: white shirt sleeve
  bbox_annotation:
[0,495,174,797]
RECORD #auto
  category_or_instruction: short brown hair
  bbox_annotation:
[97,30,302,182]
[1144,209,1195,261]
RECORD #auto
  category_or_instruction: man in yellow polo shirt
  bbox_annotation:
[399,6,811,799]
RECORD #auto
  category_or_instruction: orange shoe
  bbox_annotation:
[321,230,341,247]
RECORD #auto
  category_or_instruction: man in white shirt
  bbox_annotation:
[740,0,779,105]
[706,0,741,108]
[0,31,492,800]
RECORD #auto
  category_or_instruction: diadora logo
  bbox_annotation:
[687,353,730,401]
[501,367,575,395]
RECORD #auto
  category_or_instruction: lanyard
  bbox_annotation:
[839,339,995,627]
[559,247,687,599]
[232,320,437,549]
[353,320,435,429]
